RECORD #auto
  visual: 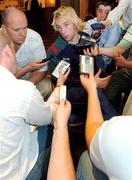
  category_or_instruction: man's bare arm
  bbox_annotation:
[28,71,47,84]
[16,61,47,80]
[84,44,125,58]
[80,74,104,148]
[47,100,75,180]
[113,54,132,68]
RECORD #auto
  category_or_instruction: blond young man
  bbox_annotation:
[47,6,117,122]
[1,7,53,100]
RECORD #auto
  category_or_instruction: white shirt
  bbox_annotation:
[16,28,47,80]
[90,116,132,179]
[107,0,132,30]
[0,65,52,180]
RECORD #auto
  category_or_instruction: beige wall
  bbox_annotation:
[80,0,89,19]
[60,0,89,18]
[61,0,79,15]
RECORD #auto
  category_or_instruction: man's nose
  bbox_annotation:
[100,13,105,19]
[19,29,26,36]
[60,27,66,34]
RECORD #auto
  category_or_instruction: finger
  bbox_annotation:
[80,74,85,83]
[65,100,71,108]
[88,72,94,78]
[58,69,63,76]
[64,67,71,76]
[95,68,101,77]
[102,75,111,80]
[59,99,65,105]
[42,61,48,65]
[84,48,92,56]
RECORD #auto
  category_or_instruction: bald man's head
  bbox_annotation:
[1,7,28,50]
[1,7,27,26]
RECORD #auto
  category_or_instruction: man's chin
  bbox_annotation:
[19,38,26,44]
[61,35,69,42]
[17,40,25,45]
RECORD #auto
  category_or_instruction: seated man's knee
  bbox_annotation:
[77,151,95,180]
[36,78,53,100]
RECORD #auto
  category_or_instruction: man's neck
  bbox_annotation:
[14,44,21,52]
[68,32,80,45]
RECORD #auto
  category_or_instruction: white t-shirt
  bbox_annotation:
[0,65,52,180]
[107,0,132,30]
[90,116,132,179]
[16,28,47,80]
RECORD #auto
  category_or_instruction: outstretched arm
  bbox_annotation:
[113,53,132,68]
[47,100,75,180]
[80,73,104,148]
[16,61,48,84]
[84,44,125,58]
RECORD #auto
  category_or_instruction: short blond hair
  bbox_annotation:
[52,6,86,31]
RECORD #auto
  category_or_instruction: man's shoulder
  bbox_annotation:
[53,35,67,45]
[127,24,132,34]
[16,79,35,89]
[109,22,121,30]
[87,18,97,25]
[47,35,67,55]
[26,28,43,41]
[15,79,35,95]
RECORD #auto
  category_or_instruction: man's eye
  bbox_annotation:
[14,29,19,32]
[55,25,60,30]
[98,10,103,13]
[64,23,69,26]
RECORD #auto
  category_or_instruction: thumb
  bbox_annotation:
[95,68,101,77]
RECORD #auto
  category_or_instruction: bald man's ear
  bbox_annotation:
[3,44,13,58]
[1,24,6,32]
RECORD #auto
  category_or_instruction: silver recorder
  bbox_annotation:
[80,55,94,74]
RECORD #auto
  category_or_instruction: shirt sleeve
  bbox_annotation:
[101,24,121,47]
[107,0,130,25]
[31,32,48,72]
[117,25,132,50]
[90,123,108,174]
[26,87,52,126]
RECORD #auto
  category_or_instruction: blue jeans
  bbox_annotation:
[77,151,108,180]
[67,87,118,123]
[105,69,132,112]
[97,88,118,120]
[26,125,52,180]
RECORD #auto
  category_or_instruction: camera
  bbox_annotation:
[90,23,105,39]
[80,55,94,75]
[91,23,105,30]
[74,36,96,54]
[52,60,70,78]
[41,56,53,63]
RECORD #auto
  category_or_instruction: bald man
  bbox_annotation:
[1,7,52,100]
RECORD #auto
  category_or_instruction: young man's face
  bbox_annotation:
[55,18,79,43]
[96,5,111,22]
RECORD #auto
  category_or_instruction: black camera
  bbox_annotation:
[74,36,96,54]
[91,23,105,30]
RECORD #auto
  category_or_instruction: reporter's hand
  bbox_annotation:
[53,99,71,129]
[95,69,111,88]
[113,53,129,68]
[101,19,112,30]
[83,44,100,56]
[80,73,97,93]
[27,60,48,71]
[56,67,71,86]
